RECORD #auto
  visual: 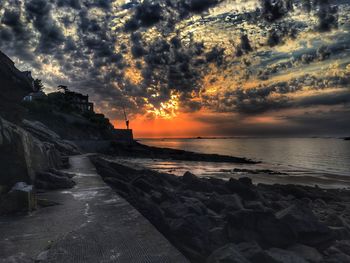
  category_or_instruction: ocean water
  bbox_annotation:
[124,138,350,188]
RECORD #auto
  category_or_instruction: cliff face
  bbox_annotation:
[0,51,35,122]
[0,51,71,190]
[0,117,62,187]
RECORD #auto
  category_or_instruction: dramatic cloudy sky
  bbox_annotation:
[0,0,349,137]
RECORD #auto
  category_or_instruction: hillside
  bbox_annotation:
[0,51,36,122]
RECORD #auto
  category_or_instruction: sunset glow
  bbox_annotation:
[0,0,349,138]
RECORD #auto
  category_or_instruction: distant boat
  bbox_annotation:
[344,137,350,141]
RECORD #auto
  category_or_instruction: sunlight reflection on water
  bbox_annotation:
[127,138,350,188]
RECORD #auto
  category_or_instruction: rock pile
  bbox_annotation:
[91,156,350,263]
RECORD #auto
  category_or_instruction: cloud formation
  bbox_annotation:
[0,0,349,135]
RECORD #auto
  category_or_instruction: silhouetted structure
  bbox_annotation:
[64,90,94,112]
[23,91,47,102]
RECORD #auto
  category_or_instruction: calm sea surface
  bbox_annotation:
[122,138,350,188]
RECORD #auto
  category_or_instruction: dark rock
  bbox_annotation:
[0,182,36,215]
[238,177,253,186]
[287,244,323,263]
[103,177,131,196]
[90,156,350,263]
[205,194,244,213]
[168,214,212,261]
[236,242,277,263]
[265,248,308,263]
[207,244,250,263]
[131,176,156,193]
[208,227,228,251]
[226,210,297,248]
[109,141,257,164]
[60,156,70,169]
[0,117,62,187]
[22,119,80,155]
[329,226,350,241]
[333,240,350,256]
[49,169,74,179]
[323,245,350,263]
[0,185,9,196]
[244,201,266,211]
[35,171,75,190]
[276,204,334,249]
[183,171,215,193]
[161,197,207,218]
[225,178,259,200]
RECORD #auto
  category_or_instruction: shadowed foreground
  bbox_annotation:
[0,155,188,263]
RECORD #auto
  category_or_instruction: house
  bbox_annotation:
[23,91,47,102]
[63,90,94,112]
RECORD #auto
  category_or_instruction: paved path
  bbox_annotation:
[0,155,189,263]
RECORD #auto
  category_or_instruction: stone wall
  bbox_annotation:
[112,129,134,142]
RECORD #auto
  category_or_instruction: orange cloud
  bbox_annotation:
[112,110,213,138]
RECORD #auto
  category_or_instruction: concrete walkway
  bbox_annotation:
[0,155,189,263]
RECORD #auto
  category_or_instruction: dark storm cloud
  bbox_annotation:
[296,90,350,107]
[236,34,253,56]
[124,1,163,31]
[316,0,338,32]
[259,0,289,22]
[209,73,350,115]
[195,107,350,137]
[206,46,225,66]
[25,0,65,53]
[57,0,81,9]
[280,108,350,136]
[0,2,35,62]
[123,0,222,31]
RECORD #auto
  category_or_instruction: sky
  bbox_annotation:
[0,0,349,138]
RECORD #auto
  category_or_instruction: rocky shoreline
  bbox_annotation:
[91,155,350,263]
[107,141,257,164]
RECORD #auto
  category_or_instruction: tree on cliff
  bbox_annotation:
[34,79,44,91]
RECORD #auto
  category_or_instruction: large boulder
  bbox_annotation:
[225,178,259,200]
[265,248,308,263]
[22,119,79,155]
[207,244,250,263]
[0,117,62,187]
[35,171,75,190]
[0,182,36,215]
[287,244,323,263]
[225,210,297,248]
[276,204,334,249]
[236,242,278,263]
[204,193,244,213]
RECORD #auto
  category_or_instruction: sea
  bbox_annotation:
[120,138,350,189]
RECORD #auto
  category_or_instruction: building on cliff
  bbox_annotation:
[23,91,47,102]
[64,90,94,113]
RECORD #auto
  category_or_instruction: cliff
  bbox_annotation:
[0,117,62,187]
[0,51,77,197]
[0,51,35,123]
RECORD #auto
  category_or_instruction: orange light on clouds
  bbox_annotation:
[112,111,213,138]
